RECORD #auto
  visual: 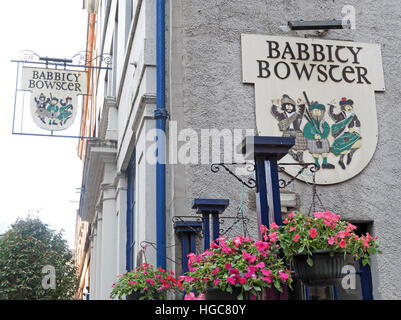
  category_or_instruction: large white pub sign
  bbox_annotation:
[241,34,385,185]
[22,67,87,131]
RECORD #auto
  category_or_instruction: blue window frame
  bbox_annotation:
[126,152,136,272]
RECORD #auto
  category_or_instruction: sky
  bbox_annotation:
[0,0,88,248]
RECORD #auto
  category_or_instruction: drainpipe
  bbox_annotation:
[155,0,167,269]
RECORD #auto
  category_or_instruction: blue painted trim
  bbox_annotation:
[333,285,339,300]
[266,159,283,225]
[304,286,310,300]
[156,0,166,269]
[212,213,220,241]
[181,233,189,274]
[190,233,196,255]
[360,261,373,300]
[126,151,136,272]
[202,214,210,251]
[255,159,270,229]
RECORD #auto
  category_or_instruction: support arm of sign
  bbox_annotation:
[241,136,295,235]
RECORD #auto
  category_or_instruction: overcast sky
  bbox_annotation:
[0,0,88,247]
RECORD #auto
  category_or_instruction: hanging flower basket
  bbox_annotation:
[110,263,182,300]
[291,250,346,287]
[268,211,380,288]
[180,235,292,300]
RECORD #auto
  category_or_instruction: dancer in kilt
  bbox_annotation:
[328,97,362,170]
[271,94,307,163]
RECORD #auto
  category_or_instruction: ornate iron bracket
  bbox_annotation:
[278,162,317,188]
[211,162,256,189]
[219,215,250,237]
[14,50,112,70]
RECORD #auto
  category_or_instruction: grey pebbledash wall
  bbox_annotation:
[167,0,401,299]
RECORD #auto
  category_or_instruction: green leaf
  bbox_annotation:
[306,257,314,267]
[274,281,282,292]
[298,245,305,254]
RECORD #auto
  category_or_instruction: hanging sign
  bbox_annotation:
[22,67,88,131]
[241,34,385,185]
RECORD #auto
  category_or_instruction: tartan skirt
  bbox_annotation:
[283,130,308,151]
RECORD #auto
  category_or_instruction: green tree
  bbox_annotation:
[0,217,78,300]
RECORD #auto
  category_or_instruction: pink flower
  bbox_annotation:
[292,234,301,242]
[288,211,295,219]
[279,272,289,282]
[215,236,227,243]
[270,222,279,230]
[242,250,256,263]
[339,240,347,248]
[233,236,243,247]
[261,269,272,277]
[213,279,220,286]
[229,268,240,276]
[211,267,220,275]
[224,263,232,270]
[328,237,335,245]
[221,242,232,254]
[309,228,318,239]
[289,226,297,232]
[185,292,205,300]
[260,225,268,234]
[261,277,272,283]
[146,278,155,286]
[269,231,279,242]
[255,241,270,252]
[129,281,137,285]
[239,277,247,285]
[226,276,238,285]
[256,262,265,269]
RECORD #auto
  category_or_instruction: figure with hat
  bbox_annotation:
[328,97,362,169]
[271,94,307,163]
[46,96,60,126]
[303,102,335,170]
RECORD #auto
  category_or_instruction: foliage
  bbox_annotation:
[180,235,292,300]
[111,263,182,300]
[0,217,78,300]
[276,211,381,266]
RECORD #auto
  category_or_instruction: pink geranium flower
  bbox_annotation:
[292,234,301,242]
[309,228,318,239]
[279,272,289,282]
[338,240,346,248]
[226,276,238,285]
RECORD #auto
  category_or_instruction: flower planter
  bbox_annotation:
[204,288,250,300]
[127,292,163,300]
[291,250,346,287]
